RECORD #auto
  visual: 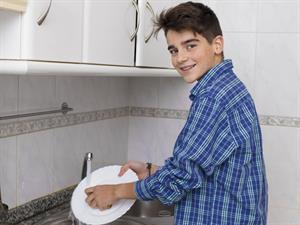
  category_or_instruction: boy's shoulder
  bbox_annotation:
[202,71,253,111]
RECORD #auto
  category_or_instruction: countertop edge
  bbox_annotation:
[1,185,76,225]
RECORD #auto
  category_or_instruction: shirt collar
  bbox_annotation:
[189,59,233,101]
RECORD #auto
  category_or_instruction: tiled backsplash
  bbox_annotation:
[1,106,299,225]
[0,107,299,139]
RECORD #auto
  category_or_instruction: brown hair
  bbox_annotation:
[154,1,222,44]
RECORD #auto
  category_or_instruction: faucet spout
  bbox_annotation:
[81,152,93,180]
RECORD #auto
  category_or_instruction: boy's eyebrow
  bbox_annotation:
[167,38,200,50]
[167,45,175,51]
[183,38,200,45]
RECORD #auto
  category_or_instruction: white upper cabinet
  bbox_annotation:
[0,10,21,59]
[21,0,83,62]
[83,0,136,66]
[135,0,172,68]
[83,0,174,68]
[0,0,27,12]
[0,0,179,76]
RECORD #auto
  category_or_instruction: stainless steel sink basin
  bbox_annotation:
[34,208,73,225]
[33,207,147,225]
[125,199,174,218]
[32,199,174,224]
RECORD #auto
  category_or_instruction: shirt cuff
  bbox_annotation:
[134,176,156,200]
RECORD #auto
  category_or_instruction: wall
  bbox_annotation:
[0,1,299,225]
[128,1,300,225]
[0,76,129,208]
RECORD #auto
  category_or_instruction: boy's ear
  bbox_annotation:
[213,35,224,55]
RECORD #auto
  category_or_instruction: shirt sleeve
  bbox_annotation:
[135,97,238,205]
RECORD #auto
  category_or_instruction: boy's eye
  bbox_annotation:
[187,44,197,50]
[169,49,178,55]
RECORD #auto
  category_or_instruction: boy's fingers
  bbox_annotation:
[85,193,95,205]
[118,164,129,177]
[85,187,94,194]
[90,200,97,208]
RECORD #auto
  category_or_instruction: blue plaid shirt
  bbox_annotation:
[135,59,268,225]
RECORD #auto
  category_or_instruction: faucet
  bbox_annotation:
[69,153,93,225]
[81,152,93,180]
[0,187,8,217]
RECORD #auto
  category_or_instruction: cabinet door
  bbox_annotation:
[0,10,21,59]
[135,0,173,68]
[82,0,136,66]
[21,0,83,62]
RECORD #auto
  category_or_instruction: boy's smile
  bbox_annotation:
[166,30,224,83]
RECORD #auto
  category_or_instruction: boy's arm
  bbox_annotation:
[85,161,161,211]
[115,182,136,199]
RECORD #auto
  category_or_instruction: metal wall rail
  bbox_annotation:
[0,102,73,121]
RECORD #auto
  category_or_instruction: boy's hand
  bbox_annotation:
[118,160,159,180]
[85,185,118,211]
[85,183,136,211]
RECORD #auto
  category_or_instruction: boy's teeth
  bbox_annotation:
[182,65,195,71]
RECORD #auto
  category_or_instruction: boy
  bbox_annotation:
[85,2,268,224]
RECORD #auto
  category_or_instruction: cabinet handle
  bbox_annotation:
[130,0,140,42]
[37,0,53,26]
[145,1,155,43]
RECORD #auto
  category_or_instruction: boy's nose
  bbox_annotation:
[177,51,188,63]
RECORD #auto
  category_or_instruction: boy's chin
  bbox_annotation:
[181,75,197,84]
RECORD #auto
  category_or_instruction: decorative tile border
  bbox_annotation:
[130,107,300,128]
[130,107,188,120]
[0,107,129,138]
[259,115,300,128]
[0,107,299,139]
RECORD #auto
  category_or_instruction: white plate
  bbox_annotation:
[71,165,138,225]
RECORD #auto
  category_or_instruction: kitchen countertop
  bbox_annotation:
[1,185,173,225]
[16,202,71,225]
[1,186,75,225]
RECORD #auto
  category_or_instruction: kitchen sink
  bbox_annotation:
[33,207,147,225]
[125,199,174,218]
[32,199,174,225]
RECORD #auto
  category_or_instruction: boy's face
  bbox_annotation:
[166,29,223,83]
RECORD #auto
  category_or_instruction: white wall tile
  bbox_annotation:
[17,130,54,205]
[224,33,256,95]
[18,76,57,112]
[268,207,300,225]
[298,33,300,118]
[128,117,158,163]
[53,124,93,191]
[129,78,159,108]
[0,75,18,116]
[254,34,298,117]
[56,77,129,113]
[52,118,128,192]
[299,1,300,33]
[102,77,129,109]
[95,118,128,167]
[128,116,186,166]
[155,118,186,165]
[0,137,17,208]
[262,126,300,211]
[56,76,104,113]
[209,1,258,32]
[158,78,192,110]
[257,1,299,33]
